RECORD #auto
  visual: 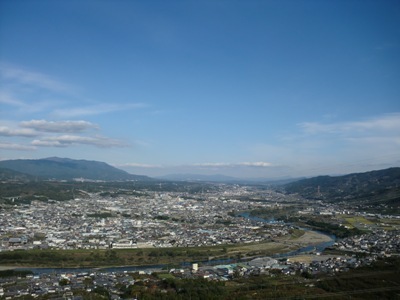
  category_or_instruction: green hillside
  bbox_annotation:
[0,167,35,182]
[0,157,151,181]
[284,167,400,205]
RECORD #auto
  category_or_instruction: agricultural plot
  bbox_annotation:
[341,216,375,230]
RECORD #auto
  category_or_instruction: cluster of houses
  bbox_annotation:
[1,184,399,298]
[0,253,381,299]
[0,270,135,299]
[1,188,293,252]
[334,229,400,255]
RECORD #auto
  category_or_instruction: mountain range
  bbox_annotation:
[284,167,400,204]
[0,158,300,184]
[156,173,301,185]
[0,157,151,181]
[1,158,399,205]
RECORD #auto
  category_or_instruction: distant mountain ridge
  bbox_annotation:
[284,167,400,204]
[0,157,151,181]
[156,173,239,182]
[157,173,301,185]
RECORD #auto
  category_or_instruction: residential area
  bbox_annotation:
[1,187,292,251]
[1,184,399,299]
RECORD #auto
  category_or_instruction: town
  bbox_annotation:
[1,186,295,251]
[1,183,399,299]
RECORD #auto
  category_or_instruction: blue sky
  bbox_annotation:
[1,0,399,179]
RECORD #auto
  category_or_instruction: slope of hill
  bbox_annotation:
[284,167,400,204]
[0,157,152,181]
[0,167,35,182]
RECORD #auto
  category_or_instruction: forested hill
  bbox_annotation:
[0,167,35,182]
[0,157,152,181]
[284,167,400,204]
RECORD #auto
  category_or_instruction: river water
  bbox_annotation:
[16,213,336,274]
[237,212,336,258]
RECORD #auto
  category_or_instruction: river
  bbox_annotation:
[238,212,336,258]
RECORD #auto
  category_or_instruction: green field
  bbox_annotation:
[341,215,400,231]
[377,218,400,230]
[342,216,374,228]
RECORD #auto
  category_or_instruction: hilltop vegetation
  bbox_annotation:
[0,179,218,204]
[284,167,400,205]
[2,162,400,209]
[0,157,151,181]
[0,167,35,182]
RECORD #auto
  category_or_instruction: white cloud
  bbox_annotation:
[0,142,36,151]
[31,135,126,148]
[239,162,273,167]
[0,126,38,137]
[30,140,67,147]
[20,119,98,133]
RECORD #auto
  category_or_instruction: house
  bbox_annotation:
[8,237,22,246]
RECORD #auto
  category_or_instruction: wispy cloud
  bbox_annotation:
[52,103,146,118]
[0,142,36,151]
[117,163,163,168]
[0,63,144,150]
[0,92,65,115]
[0,126,38,137]
[249,113,400,176]
[193,161,273,168]
[295,113,400,160]
[298,113,400,135]
[0,118,130,150]
[0,64,72,93]
[1,64,146,118]
[0,91,25,107]
[31,135,126,148]
[0,64,76,116]
[20,120,99,133]
[0,119,99,137]
[345,136,400,145]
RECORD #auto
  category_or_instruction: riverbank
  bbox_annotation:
[0,229,334,271]
[0,266,16,271]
